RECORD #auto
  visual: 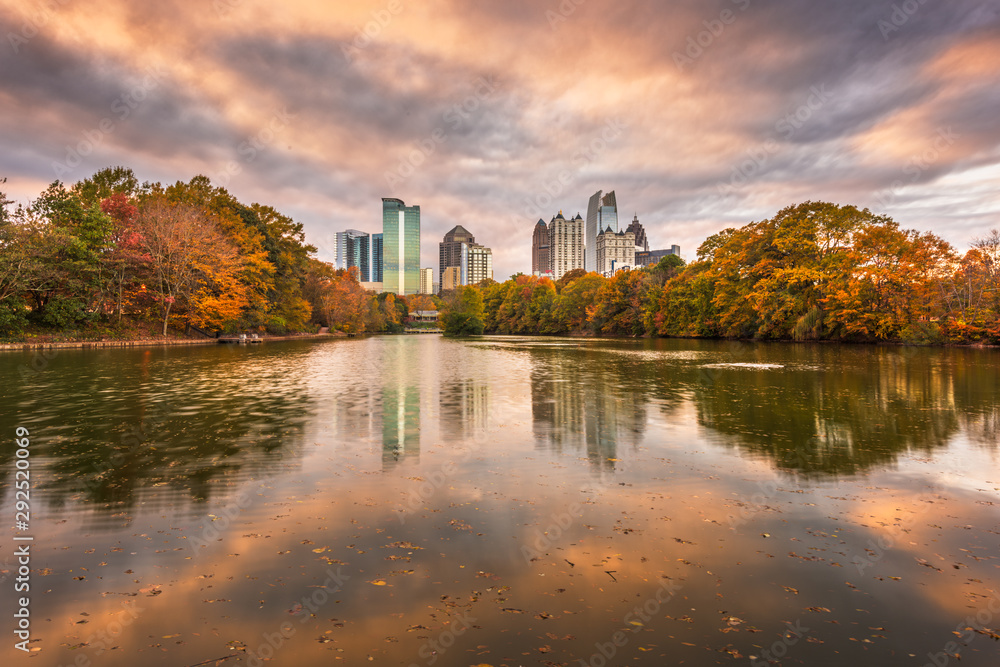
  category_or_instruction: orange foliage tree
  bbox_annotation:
[136,197,245,335]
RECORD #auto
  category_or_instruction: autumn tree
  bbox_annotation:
[324,268,370,333]
[823,223,953,341]
[378,292,406,333]
[490,275,558,334]
[303,257,337,327]
[556,268,587,292]
[251,204,314,332]
[655,260,719,337]
[590,269,647,336]
[165,177,273,331]
[553,272,605,333]
[481,279,513,333]
[969,230,1000,334]
[408,294,436,313]
[136,196,244,335]
[99,193,148,324]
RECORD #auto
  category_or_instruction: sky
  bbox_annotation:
[1,0,999,280]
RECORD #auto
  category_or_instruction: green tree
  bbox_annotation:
[73,166,140,207]
[441,285,485,336]
[0,181,30,335]
[481,279,512,333]
[23,182,112,327]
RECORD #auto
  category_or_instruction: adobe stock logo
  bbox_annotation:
[877,0,932,40]
[673,0,752,70]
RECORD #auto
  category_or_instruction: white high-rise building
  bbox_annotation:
[468,244,493,285]
[548,211,584,280]
[419,268,434,294]
[596,227,635,277]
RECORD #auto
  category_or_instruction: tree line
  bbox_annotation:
[0,167,436,339]
[442,202,1000,344]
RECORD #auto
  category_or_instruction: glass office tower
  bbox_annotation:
[335,229,371,282]
[382,198,421,295]
[585,190,618,273]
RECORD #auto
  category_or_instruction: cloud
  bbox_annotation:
[1,0,998,276]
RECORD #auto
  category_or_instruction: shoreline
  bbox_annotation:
[0,332,337,352]
[473,332,1000,349]
[3,330,994,352]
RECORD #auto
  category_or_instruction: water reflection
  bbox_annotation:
[488,337,1000,478]
[2,338,998,515]
[675,343,1000,477]
[381,386,421,467]
[439,378,490,443]
[527,346,648,472]
[2,337,999,667]
[0,344,317,520]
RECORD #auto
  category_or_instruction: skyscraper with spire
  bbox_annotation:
[625,214,649,253]
[531,219,551,275]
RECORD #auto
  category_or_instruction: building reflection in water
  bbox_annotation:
[379,336,435,469]
[439,377,490,444]
[531,351,647,472]
[381,385,421,467]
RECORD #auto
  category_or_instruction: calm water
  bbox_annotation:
[1,336,999,666]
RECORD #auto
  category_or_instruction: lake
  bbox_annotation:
[1,335,999,666]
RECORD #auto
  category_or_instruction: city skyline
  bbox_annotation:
[1,1,997,281]
[339,198,665,286]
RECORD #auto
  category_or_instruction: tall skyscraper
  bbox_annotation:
[439,225,475,288]
[371,233,383,283]
[382,198,420,296]
[335,229,371,282]
[625,214,649,253]
[439,225,492,286]
[585,190,618,272]
[548,211,584,280]
[531,219,551,275]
